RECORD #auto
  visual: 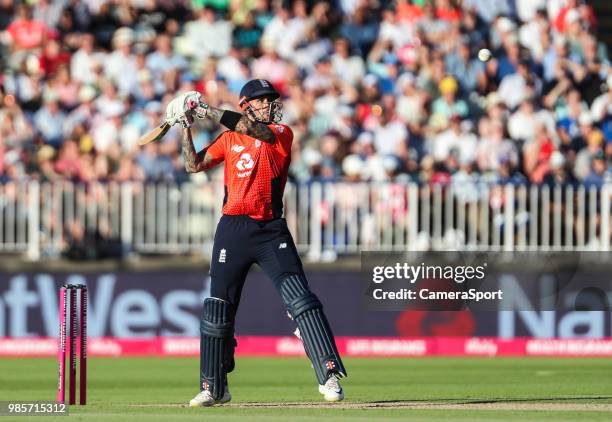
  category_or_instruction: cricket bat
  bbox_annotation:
[138,122,171,146]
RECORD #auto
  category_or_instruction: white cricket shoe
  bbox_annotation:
[318,374,344,402]
[189,386,231,407]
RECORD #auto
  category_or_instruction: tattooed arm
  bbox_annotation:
[181,127,221,173]
[205,106,275,144]
[166,91,274,143]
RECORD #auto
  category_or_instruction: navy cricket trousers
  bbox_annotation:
[209,215,306,310]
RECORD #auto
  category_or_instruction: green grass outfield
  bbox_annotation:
[1,357,612,421]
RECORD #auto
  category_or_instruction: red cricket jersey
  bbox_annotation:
[206,124,293,220]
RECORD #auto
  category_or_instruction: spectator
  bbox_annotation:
[452,158,480,202]
[303,57,334,93]
[516,0,546,23]
[33,0,68,29]
[95,79,124,118]
[583,151,610,188]
[0,0,15,31]
[498,60,537,110]
[0,100,33,146]
[523,122,555,183]
[342,154,365,182]
[145,34,188,88]
[340,5,379,57]
[580,35,609,104]
[91,103,123,153]
[519,9,549,62]
[232,11,263,53]
[115,155,145,182]
[0,0,608,191]
[591,74,612,123]
[70,33,103,85]
[542,150,574,186]
[4,4,50,52]
[556,89,589,152]
[378,6,414,49]
[477,118,518,173]
[429,115,478,164]
[445,35,485,92]
[183,6,232,60]
[495,28,521,80]
[48,65,79,110]
[330,37,365,86]
[418,2,450,45]
[252,37,288,91]
[431,75,468,126]
[435,0,461,22]
[463,0,515,24]
[574,112,604,180]
[136,142,175,182]
[554,1,596,34]
[35,144,60,181]
[371,103,409,159]
[104,27,138,95]
[133,69,159,106]
[542,36,582,83]
[38,37,70,77]
[34,90,65,148]
[292,24,332,73]
[396,0,424,24]
[395,73,426,130]
[54,139,81,180]
[508,96,556,143]
[64,85,97,137]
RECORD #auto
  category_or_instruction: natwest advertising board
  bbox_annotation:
[0,270,611,339]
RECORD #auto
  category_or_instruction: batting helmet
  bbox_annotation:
[238,79,280,108]
[238,79,282,124]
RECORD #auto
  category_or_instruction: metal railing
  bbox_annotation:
[0,181,610,260]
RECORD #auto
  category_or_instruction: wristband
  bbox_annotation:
[220,110,242,131]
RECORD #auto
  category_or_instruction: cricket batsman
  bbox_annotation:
[164,80,347,406]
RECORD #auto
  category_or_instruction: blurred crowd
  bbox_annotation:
[0,0,611,188]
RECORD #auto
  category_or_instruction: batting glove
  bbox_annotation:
[165,91,203,128]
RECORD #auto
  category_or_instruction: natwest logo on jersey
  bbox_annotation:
[236,152,254,177]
